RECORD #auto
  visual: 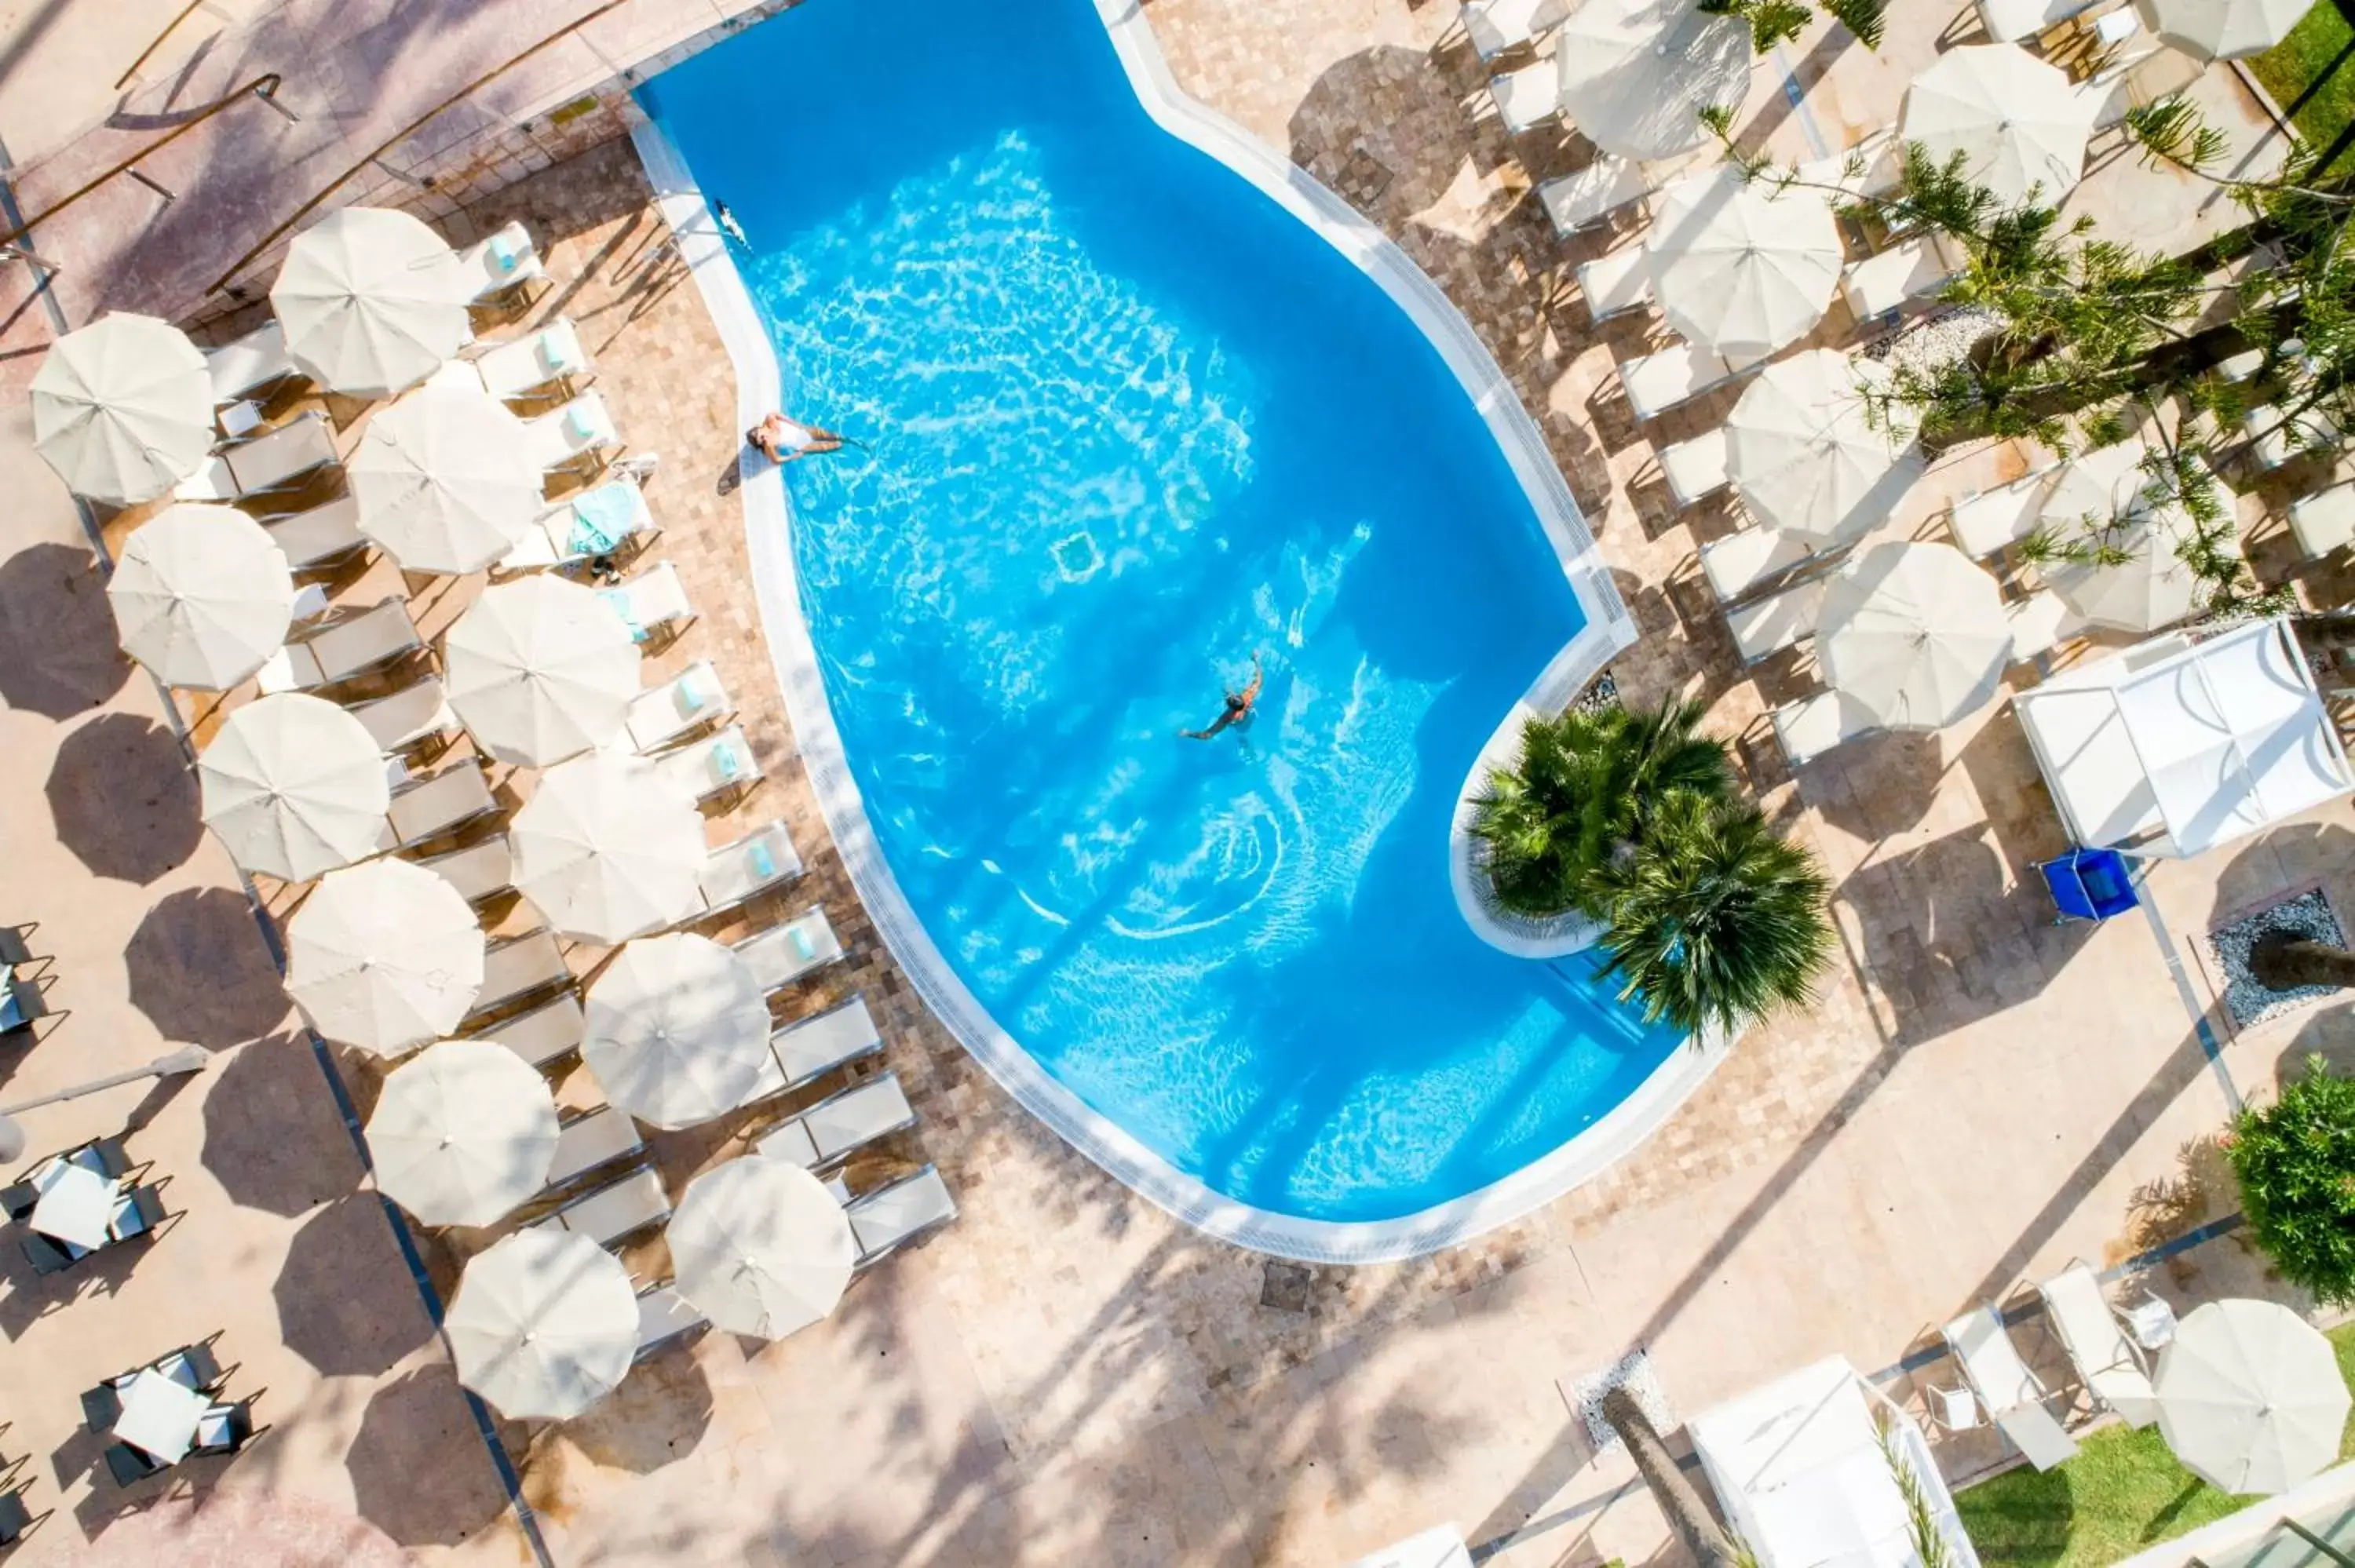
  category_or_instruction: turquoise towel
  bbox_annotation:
[567,483,635,555]
[748,841,776,880]
[790,924,818,961]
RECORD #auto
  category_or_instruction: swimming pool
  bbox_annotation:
[639,0,1696,1254]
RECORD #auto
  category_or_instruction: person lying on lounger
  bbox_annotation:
[1182,655,1262,741]
[748,411,844,464]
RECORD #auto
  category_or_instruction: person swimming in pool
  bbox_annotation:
[1182,655,1262,741]
[714,199,750,248]
[748,411,844,464]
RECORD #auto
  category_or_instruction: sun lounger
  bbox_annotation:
[1539,156,1648,236]
[493,480,656,574]
[531,1162,670,1248]
[2037,1262,2159,1427]
[1977,0,2095,40]
[476,988,585,1070]
[1947,469,2059,557]
[176,410,342,501]
[632,1282,708,1358]
[846,1165,958,1267]
[2291,482,2355,559]
[455,220,547,303]
[1577,246,1656,322]
[1841,234,1966,323]
[471,317,591,404]
[1700,529,1819,604]
[2006,590,2079,662]
[1462,0,1569,57]
[2245,403,2342,470]
[260,597,422,692]
[743,995,885,1105]
[347,676,457,754]
[1943,1307,2079,1471]
[1621,344,1750,422]
[699,822,802,913]
[1773,691,1882,767]
[1727,575,1827,663]
[378,759,499,853]
[258,494,367,571]
[411,833,514,906]
[1796,128,1900,200]
[460,928,569,1025]
[521,391,620,476]
[755,1073,915,1169]
[204,322,301,403]
[544,1104,644,1189]
[597,561,694,644]
[654,724,761,804]
[733,909,846,994]
[625,660,732,753]
[1487,60,1560,133]
[1659,429,1732,510]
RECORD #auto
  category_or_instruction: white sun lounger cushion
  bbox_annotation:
[655,724,761,804]
[699,823,803,912]
[1947,470,2057,557]
[2038,1264,2158,1428]
[626,660,732,753]
[479,989,586,1070]
[1944,1308,2079,1471]
[1701,529,1816,603]
[2246,403,2342,470]
[534,1164,670,1249]
[414,833,515,906]
[204,322,301,403]
[523,391,619,471]
[466,929,569,1020]
[1578,246,1656,321]
[598,561,692,643]
[736,909,847,994]
[457,221,548,302]
[1796,128,1900,200]
[2291,483,2355,559]
[229,410,340,493]
[847,1165,958,1264]
[2006,591,2079,661]
[1540,157,1648,235]
[633,1282,707,1356]
[1488,60,1559,133]
[757,1073,914,1169]
[1727,577,1827,664]
[1841,234,1966,321]
[761,995,883,1098]
[545,1104,644,1189]
[1659,429,1732,509]
[348,676,456,753]
[1773,691,1880,767]
[377,760,497,852]
[474,318,588,402]
[260,494,367,570]
[1463,0,1570,58]
[1622,344,1745,422]
[268,597,422,691]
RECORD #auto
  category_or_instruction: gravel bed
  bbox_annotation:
[1565,1349,1674,1456]
[1864,307,1999,379]
[2207,889,2347,1029]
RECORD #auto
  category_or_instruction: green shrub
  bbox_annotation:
[2230,1055,2355,1306]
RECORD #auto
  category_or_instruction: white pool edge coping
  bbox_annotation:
[626,9,1730,1263]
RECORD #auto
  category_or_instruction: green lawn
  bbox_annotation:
[2247,0,2355,166]
[1954,1321,2355,1568]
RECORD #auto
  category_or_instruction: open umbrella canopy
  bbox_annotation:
[669,1156,856,1339]
[512,752,706,943]
[367,1041,560,1227]
[1725,352,1922,544]
[1648,170,1842,361]
[287,859,484,1056]
[352,383,541,574]
[1818,542,2013,730]
[271,207,470,398]
[1554,0,1752,160]
[2157,1300,2349,1495]
[444,576,640,767]
[2134,0,2312,59]
[1902,45,2094,206]
[31,312,214,505]
[198,692,389,881]
[106,504,294,690]
[583,934,772,1131]
[2046,501,2207,633]
[446,1229,637,1420]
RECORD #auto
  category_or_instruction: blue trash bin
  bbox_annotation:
[2035,847,2140,922]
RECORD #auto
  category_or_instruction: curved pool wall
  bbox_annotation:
[631,0,1732,1262]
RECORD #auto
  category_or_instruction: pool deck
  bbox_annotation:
[0,1,2353,1566]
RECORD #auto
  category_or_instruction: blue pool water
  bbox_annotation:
[641,0,1684,1225]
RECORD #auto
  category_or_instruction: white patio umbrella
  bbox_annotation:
[583,934,772,1131]
[2046,501,2206,633]
[1554,0,1753,161]
[1901,45,2096,206]
[445,1229,637,1420]
[198,692,389,881]
[1648,171,1844,365]
[286,859,484,1056]
[1817,542,2014,730]
[1725,352,1922,545]
[30,312,213,505]
[511,751,706,944]
[366,1040,560,1227]
[2156,1299,2350,1496]
[2134,0,2313,60]
[271,206,470,398]
[668,1157,856,1339]
[444,576,640,768]
[351,383,541,574]
[105,504,295,690]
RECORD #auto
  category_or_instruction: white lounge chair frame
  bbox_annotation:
[625,660,733,753]
[847,1165,958,1267]
[1942,1307,2080,1471]
[2036,1262,2159,1428]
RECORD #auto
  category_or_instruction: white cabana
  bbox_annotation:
[582,933,772,1131]
[444,576,641,768]
[1646,170,1843,363]
[2014,618,2354,857]
[2134,0,2313,60]
[511,751,706,944]
[30,312,214,505]
[446,1229,638,1420]
[1902,45,2094,206]
[667,1157,856,1339]
[271,207,470,399]
[197,692,390,881]
[1553,0,1752,161]
[1725,352,1922,545]
[366,1041,560,1227]
[351,383,541,574]
[106,504,295,691]
[1689,1357,1982,1568]
[286,859,484,1057]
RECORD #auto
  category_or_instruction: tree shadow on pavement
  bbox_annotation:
[345,1364,516,1552]
[273,1195,433,1377]
[45,713,200,884]
[0,542,130,718]
[542,1349,715,1476]
[201,1030,363,1216]
[123,887,290,1049]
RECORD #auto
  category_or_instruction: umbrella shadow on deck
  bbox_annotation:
[122,886,292,1051]
[0,542,130,719]
[44,712,202,884]
[345,1364,516,1551]
[200,1030,365,1216]
[273,1194,434,1378]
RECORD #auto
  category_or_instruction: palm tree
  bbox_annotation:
[2248,932,2355,991]
[1600,1387,1743,1568]
[1469,699,1729,919]
[1591,792,1836,1037]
